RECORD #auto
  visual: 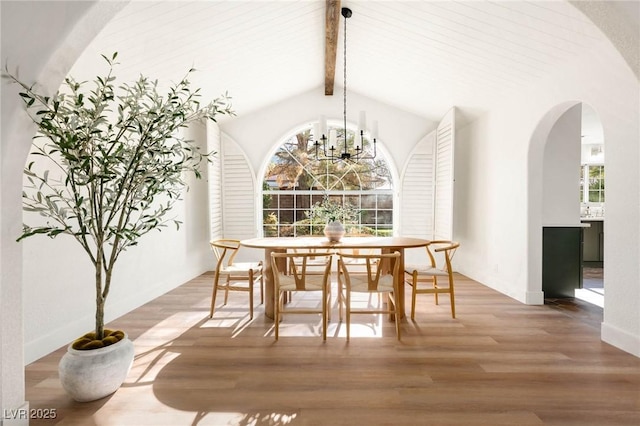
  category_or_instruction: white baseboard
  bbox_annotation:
[524,290,544,305]
[24,264,210,364]
[601,321,640,358]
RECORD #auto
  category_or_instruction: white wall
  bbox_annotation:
[454,38,639,356]
[220,86,435,181]
[542,104,582,225]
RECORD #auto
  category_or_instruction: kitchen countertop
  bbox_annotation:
[544,223,592,227]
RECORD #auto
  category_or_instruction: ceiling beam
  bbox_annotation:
[325,0,341,96]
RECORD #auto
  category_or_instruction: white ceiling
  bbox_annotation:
[71,1,608,124]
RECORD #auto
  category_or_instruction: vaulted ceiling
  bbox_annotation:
[71,1,614,124]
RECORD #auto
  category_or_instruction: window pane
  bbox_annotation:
[264,210,278,222]
[296,194,310,209]
[377,210,393,224]
[311,194,324,206]
[280,224,294,237]
[263,225,277,237]
[345,195,359,207]
[361,195,376,208]
[295,224,311,236]
[361,210,376,224]
[280,210,294,224]
[378,194,393,209]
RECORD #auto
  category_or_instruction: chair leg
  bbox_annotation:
[322,288,328,341]
[433,277,439,305]
[209,273,221,318]
[327,284,332,323]
[392,295,401,340]
[274,290,280,340]
[338,275,344,321]
[224,276,230,305]
[411,272,418,320]
[346,291,351,341]
[449,286,456,319]
[248,271,254,319]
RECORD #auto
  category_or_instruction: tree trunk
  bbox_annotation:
[95,252,104,340]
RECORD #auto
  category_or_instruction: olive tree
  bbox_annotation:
[5,53,233,347]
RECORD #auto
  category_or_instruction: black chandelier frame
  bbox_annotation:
[314,7,377,163]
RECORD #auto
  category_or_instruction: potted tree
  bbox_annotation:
[5,52,233,401]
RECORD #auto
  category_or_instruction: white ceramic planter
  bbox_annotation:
[58,333,135,402]
[324,221,345,242]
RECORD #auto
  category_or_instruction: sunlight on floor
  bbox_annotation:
[196,411,299,426]
[575,287,604,308]
[200,279,395,339]
[131,311,208,347]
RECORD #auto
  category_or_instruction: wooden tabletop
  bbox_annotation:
[240,236,430,250]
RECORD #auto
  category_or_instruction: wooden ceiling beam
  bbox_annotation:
[324,0,341,96]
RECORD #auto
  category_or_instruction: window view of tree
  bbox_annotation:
[263,127,393,237]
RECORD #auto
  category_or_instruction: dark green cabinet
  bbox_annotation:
[582,220,604,265]
[542,227,583,298]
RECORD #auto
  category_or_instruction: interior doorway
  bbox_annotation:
[532,101,605,307]
[575,103,604,308]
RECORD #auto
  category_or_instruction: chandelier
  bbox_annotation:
[313,7,377,163]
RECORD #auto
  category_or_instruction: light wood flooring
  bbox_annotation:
[25,272,640,425]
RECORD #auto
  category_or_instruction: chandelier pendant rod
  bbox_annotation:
[342,7,350,161]
[314,6,376,163]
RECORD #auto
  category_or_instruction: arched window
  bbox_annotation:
[262,126,393,237]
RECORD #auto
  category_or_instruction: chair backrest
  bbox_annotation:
[210,239,241,269]
[338,251,401,291]
[426,241,460,273]
[289,247,334,257]
[271,252,333,291]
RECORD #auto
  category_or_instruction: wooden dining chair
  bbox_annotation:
[271,252,333,340]
[288,248,334,276]
[337,233,380,278]
[337,251,402,340]
[209,239,264,319]
[404,240,460,319]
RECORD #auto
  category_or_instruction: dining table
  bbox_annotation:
[240,236,430,319]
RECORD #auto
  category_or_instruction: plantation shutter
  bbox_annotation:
[220,134,258,239]
[400,132,435,238]
[433,107,456,241]
[207,121,223,239]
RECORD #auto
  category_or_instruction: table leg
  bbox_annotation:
[263,248,286,319]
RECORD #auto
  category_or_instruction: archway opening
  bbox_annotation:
[576,104,605,307]
[528,101,605,308]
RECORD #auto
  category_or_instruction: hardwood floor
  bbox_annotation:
[25,273,640,425]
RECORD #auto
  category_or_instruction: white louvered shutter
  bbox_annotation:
[400,133,435,238]
[433,108,456,241]
[207,121,223,239]
[220,134,258,239]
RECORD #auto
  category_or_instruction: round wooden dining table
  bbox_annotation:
[240,236,430,319]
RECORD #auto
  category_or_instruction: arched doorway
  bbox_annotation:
[527,102,605,306]
[576,104,605,307]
